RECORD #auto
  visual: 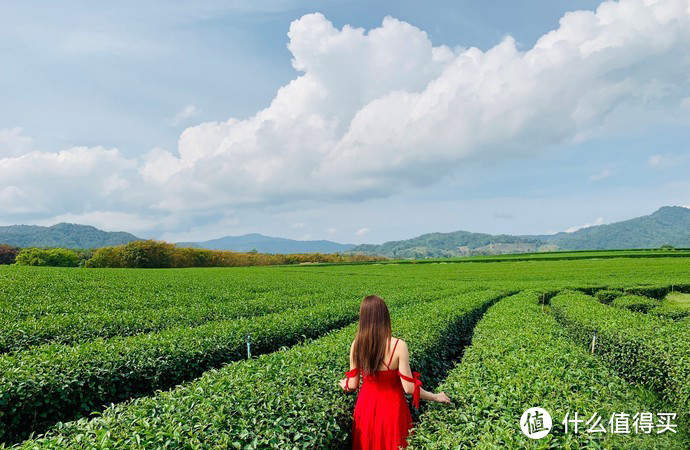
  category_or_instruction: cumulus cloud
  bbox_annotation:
[0,146,139,217]
[565,216,605,232]
[3,0,690,234]
[0,127,33,157]
[142,0,690,214]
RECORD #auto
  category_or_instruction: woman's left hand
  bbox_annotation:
[338,378,347,390]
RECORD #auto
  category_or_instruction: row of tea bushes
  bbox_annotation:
[13,290,508,448]
[650,292,690,320]
[0,293,323,354]
[610,295,662,313]
[0,286,489,444]
[551,291,690,430]
[593,285,690,304]
[594,288,690,320]
[0,266,478,352]
[2,261,688,323]
[408,291,686,449]
[650,304,690,320]
[0,265,418,320]
[0,302,354,444]
[594,288,625,304]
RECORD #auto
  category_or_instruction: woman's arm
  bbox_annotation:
[397,340,450,404]
[337,340,360,393]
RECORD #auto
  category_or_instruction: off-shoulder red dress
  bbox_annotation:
[343,338,423,450]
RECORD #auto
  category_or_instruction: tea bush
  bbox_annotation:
[611,294,661,313]
[14,290,506,448]
[552,291,690,430]
[408,292,686,448]
[595,288,624,304]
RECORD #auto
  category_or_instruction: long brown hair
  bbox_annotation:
[353,295,392,375]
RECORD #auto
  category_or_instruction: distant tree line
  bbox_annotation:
[15,248,82,267]
[1,246,94,266]
[2,240,384,268]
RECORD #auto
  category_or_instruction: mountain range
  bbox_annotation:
[351,206,690,258]
[178,234,355,254]
[1,206,688,257]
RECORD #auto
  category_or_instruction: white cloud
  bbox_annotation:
[141,1,690,213]
[565,216,604,233]
[0,127,33,157]
[589,169,613,181]
[0,146,139,217]
[3,0,690,237]
[39,211,171,235]
[355,227,370,236]
[327,227,338,234]
[292,222,306,228]
[171,104,201,126]
[140,147,185,184]
[0,185,31,214]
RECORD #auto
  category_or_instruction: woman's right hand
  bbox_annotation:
[434,392,451,403]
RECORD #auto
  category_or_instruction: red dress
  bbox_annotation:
[344,338,423,450]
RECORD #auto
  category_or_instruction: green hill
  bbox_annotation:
[0,223,141,249]
[540,206,690,250]
[352,231,555,259]
[352,207,690,258]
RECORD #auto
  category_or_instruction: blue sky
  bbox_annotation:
[1,0,689,244]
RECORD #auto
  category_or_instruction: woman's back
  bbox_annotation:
[375,336,400,372]
[349,337,419,449]
[341,295,447,450]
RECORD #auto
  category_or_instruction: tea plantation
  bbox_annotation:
[1,252,689,448]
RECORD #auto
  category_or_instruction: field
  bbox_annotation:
[1,253,689,448]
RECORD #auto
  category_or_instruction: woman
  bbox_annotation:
[338,295,451,449]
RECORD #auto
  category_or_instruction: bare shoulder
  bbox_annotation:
[394,337,408,352]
